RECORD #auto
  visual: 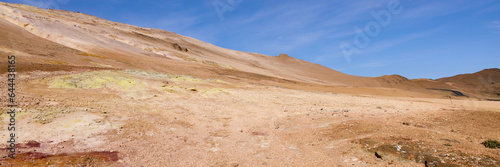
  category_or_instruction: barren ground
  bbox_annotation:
[1,69,499,166]
[0,2,499,166]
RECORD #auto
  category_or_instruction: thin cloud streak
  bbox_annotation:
[362,28,441,55]
[19,0,67,9]
[492,21,500,34]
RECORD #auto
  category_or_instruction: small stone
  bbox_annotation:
[375,152,383,159]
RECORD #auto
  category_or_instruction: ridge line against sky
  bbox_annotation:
[4,0,500,79]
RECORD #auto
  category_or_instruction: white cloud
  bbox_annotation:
[398,0,481,20]
[210,1,389,55]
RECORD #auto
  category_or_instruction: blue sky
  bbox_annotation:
[6,0,500,79]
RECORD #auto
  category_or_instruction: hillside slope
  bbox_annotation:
[412,68,500,99]
[1,2,498,99]
[0,2,432,91]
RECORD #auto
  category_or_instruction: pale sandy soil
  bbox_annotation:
[0,69,498,166]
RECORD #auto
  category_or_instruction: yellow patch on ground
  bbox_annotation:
[49,70,140,90]
[0,46,15,53]
[44,60,67,65]
[201,60,233,69]
[172,52,198,62]
[80,58,92,62]
[160,85,202,93]
[122,69,204,83]
[168,75,201,82]
[0,110,30,122]
[78,52,107,59]
[202,88,230,94]
[215,79,227,83]
[160,85,182,93]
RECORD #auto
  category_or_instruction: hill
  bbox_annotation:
[0,2,436,96]
[0,2,499,166]
[413,68,500,99]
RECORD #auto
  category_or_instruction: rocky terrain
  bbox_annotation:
[0,2,499,166]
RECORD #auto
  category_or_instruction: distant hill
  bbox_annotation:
[413,68,500,99]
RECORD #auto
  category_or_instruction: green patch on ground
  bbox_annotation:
[482,140,500,149]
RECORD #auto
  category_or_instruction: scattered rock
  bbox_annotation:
[251,132,267,136]
[277,53,290,58]
[425,160,439,167]
[26,141,41,148]
[172,43,188,52]
[375,152,383,159]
